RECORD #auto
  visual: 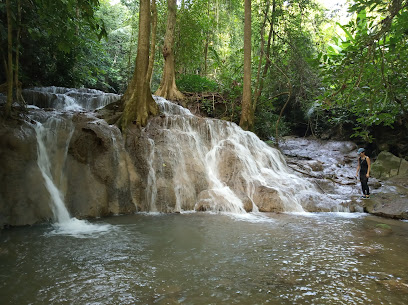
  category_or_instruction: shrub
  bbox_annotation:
[176,74,219,92]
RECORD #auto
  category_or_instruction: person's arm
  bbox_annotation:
[356,158,360,177]
[366,157,371,177]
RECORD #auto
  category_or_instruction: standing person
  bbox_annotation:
[356,148,371,199]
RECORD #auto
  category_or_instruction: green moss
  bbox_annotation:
[376,223,392,230]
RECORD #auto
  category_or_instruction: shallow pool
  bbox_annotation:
[1,212,407,304]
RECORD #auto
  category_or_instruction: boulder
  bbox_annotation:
[363,192,408,220]
[66,115,139,217]
[371,151,408,179]
[252,186,285,212]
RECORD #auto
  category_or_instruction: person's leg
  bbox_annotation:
[360,176,369,196]
[360,175,365,195]
[365,177,370,196]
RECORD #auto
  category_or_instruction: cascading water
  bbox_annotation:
[26,87,118,236]
[24,86,336,222]
[34,117,73,223]
[32,114,112,236]
[23,86,121,111]
[146,139,159,212]
[143,97,325,214]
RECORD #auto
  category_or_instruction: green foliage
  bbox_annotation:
[92,0,137,92]
[317,0,408,142]
[176,74,218,92]
[0,0,109,88]
[254,109,291,141]
[175,0,211,75]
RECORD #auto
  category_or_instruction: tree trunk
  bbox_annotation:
[121,0,158,131]
[204,35,209,76]
[126,2,138,85]
[154,0,184,101]
[6,0,13,116]
[147,0,157,86]
[239,0,253,131]
[14,0,25,106]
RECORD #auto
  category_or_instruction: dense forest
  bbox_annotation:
[1,0,407,156]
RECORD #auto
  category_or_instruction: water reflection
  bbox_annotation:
[0,213,407,304]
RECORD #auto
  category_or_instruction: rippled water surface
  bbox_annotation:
[1,213,407,304]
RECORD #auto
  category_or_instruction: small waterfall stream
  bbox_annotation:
[32,115,112,236]
[34,117,73,223]
[27,88,116,236]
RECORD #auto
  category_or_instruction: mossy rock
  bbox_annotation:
[371,151,408,179]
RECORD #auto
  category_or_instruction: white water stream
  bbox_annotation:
[34,117,73,223]
[31,110,112,237]
[149,97,325,213]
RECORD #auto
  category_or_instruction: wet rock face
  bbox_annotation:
[129,108,317,214]
[0,111,140,227]
[22,87,121,111]
[253,186,283,212]
[0,119,52,226]
[280,136,361,211]
[3,92,332,226]
[125,119,210,213]
[66,115,139,218]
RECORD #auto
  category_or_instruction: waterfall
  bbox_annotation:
[32,113,112,236]
[146,139,159,212]
[23,86,121,111]
[142,97,322,214]
[24,87,330,218]
[34,116,74,223]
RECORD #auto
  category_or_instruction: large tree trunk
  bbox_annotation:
[154,0,184,101]
[147,0,157,86]
[6,0,13,116]
[121,0,158,131]
[239,0,253,131]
